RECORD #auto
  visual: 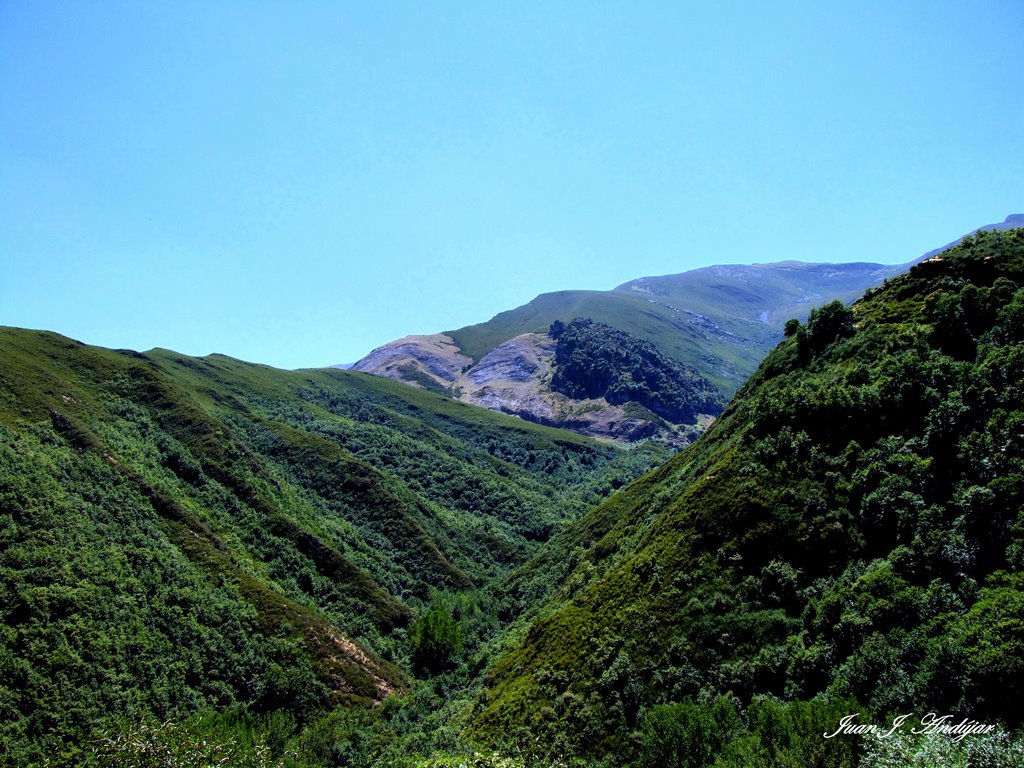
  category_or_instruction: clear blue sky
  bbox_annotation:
[2,2,1021,368]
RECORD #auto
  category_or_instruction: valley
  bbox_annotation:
[0,330,668,765]
[1,224,1023,767]
[4,4,1019,765]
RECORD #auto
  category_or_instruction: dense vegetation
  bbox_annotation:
[549,318,726,424]
[4,227,1023,767]
[473,228,1024,765]
[0,330,668,766]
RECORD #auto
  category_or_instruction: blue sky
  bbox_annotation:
[2,2,1021,368]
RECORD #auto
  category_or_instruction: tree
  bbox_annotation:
[798,301,855,358]
[410,607,463,675]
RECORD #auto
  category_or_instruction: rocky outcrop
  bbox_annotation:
[352,331,711,445]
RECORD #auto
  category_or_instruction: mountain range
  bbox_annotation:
[354,215,1024,443]
[353,261,903,442]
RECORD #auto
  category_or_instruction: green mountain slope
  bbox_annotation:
[471,228,1024,764]
[0,328,668,765]
[448,260,906,396]
[919,212,1024,259]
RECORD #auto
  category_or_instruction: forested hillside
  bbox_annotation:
[473,228,1024,766]
[0,331,667,766]
[549,318,726,424]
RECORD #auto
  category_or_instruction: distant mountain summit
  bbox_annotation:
[445,260,904,395]
[350,217,1020,442]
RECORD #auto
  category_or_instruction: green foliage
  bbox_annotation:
[638,695,862,768]
[797,300,855,358]
[91,718,287,768]
[638,696,744,768]
[411,752,527,768]
[860,726,1024,768]
[550,317,726,424]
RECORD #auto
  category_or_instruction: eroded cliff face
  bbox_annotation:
[352,333,709,444]
[461,334,559,424]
